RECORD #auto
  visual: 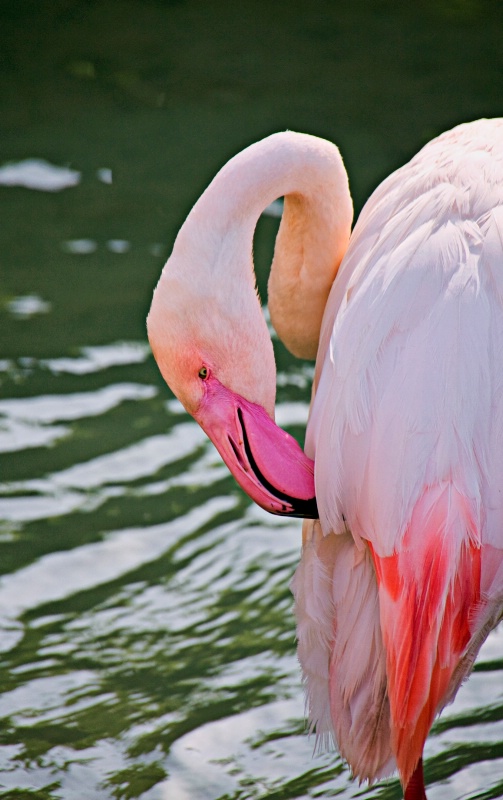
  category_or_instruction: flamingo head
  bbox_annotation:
[147,266,318,518]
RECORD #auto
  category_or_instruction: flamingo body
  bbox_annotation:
[147,119,503,797]
[295,119,503,785]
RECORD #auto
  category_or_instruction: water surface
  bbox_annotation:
[1,2,503,798]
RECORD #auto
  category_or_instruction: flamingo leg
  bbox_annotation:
[404,757,427,800]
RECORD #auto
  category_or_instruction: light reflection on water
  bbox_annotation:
[1,1,503,798]
[0,332,501,798]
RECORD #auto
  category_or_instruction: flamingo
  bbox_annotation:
[147,119,503,799]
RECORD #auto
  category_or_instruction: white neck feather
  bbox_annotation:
[171,131,353,360]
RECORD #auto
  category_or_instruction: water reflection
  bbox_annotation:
[0,160,80,192]
[6,295,52,319]
[0,348,502,799]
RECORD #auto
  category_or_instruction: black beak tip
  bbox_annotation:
[278,495,318,519]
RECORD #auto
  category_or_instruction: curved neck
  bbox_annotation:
[171,131,353,360]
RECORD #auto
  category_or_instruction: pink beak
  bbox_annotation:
[194,378,318,518]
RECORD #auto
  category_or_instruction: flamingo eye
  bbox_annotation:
[198,366,209,380]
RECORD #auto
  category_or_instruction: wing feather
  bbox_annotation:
[291,521,395,781]
[308,119,503,556]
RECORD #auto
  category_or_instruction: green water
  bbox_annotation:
[0,2,502,798]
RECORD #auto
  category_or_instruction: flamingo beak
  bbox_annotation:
[195,379,318,518]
